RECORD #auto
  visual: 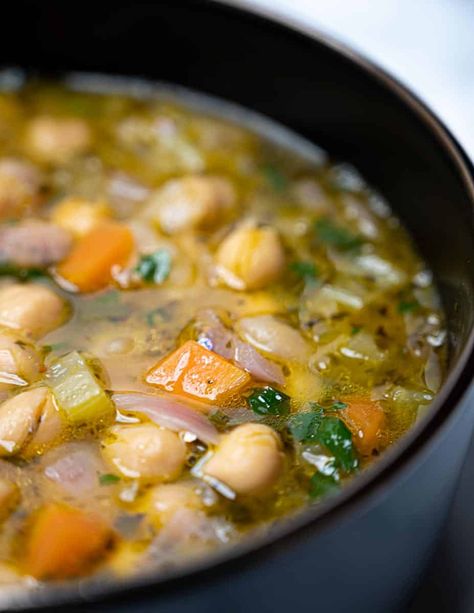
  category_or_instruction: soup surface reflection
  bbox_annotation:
[0,79,446,585]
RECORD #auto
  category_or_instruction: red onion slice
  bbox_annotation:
[43,442,105,497]
[196,309,285,385]
[113,392,220,445]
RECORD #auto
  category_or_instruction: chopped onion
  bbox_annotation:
[424,349,442,392]
[332,253,406,288]
[340,331,386,362]
[113,392,220,445]
[304,284,365,319]
[237,315,311,362]
[44,442,105,497]
[0,221,72,267]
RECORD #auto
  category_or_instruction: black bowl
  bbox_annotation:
[2,1,474,611]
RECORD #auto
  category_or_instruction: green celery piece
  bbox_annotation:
[46,351,114,424]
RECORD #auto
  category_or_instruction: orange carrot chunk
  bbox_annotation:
[24,504,112,580]
[56,222,134,292]
[146,340,251,404]
[340,398,385,455]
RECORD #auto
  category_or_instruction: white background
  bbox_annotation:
[233,0,474,158]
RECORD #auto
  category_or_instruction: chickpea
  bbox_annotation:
[24,391,63,456]
[0,388,61,456]
[145,482,204,526]
[101,423,186,480]
[0,284,66,339]
[216,225,285,290]
[26,116,92,164]
[52,197,111,238]
[203,423,284,496]
[0,158,42,219]
[144,175,236,234]
[0,331,43,391]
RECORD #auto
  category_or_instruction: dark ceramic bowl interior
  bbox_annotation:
[0,1,473,610]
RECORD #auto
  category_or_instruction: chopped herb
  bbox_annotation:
[288,410,323,442]
[248,386,291,416]
[135,250,171,284]
[208,410,230,430]
[290,261,319,282]
[145,306,171,327]
[316,417,358,473]
[351,326,362,335]
[44,342,68,353]
[330,401,348,411]
[80,290,130,322]
[315,218,362,251]
[0,263,47,281]
[309,471,340,499]
[99,473,121,486]
[398,300,420,314]
[262,164,287,192]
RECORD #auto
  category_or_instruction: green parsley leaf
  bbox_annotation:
[351,325,362,335]
[317,417,358,473]
[248,386,291,416]
[290,261,319,282]
[398,300,420,314]
[309,471,340,499]
[287,410,323,442]
[262,164,287,192]
[99,473,121,486]
[135,250,171,284]
[315,218,362,251]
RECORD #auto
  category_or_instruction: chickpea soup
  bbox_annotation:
[0,77,446,586]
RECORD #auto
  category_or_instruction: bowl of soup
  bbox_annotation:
[0,2,472,612]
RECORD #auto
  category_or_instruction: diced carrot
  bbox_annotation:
[56,222,134,292]
[146,340,251,404]
[340,397,385,455]
[24,504,112,580]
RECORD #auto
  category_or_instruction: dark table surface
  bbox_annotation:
[410,432,474,612]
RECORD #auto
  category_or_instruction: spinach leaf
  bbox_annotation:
[290,261,319,282]
[248,386,290,416]
[316,417,358,473]
[309,471,340,499]
[135,250,171,284]
[315,218,362,251]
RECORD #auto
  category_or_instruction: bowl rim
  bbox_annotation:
[6,0,474,609]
